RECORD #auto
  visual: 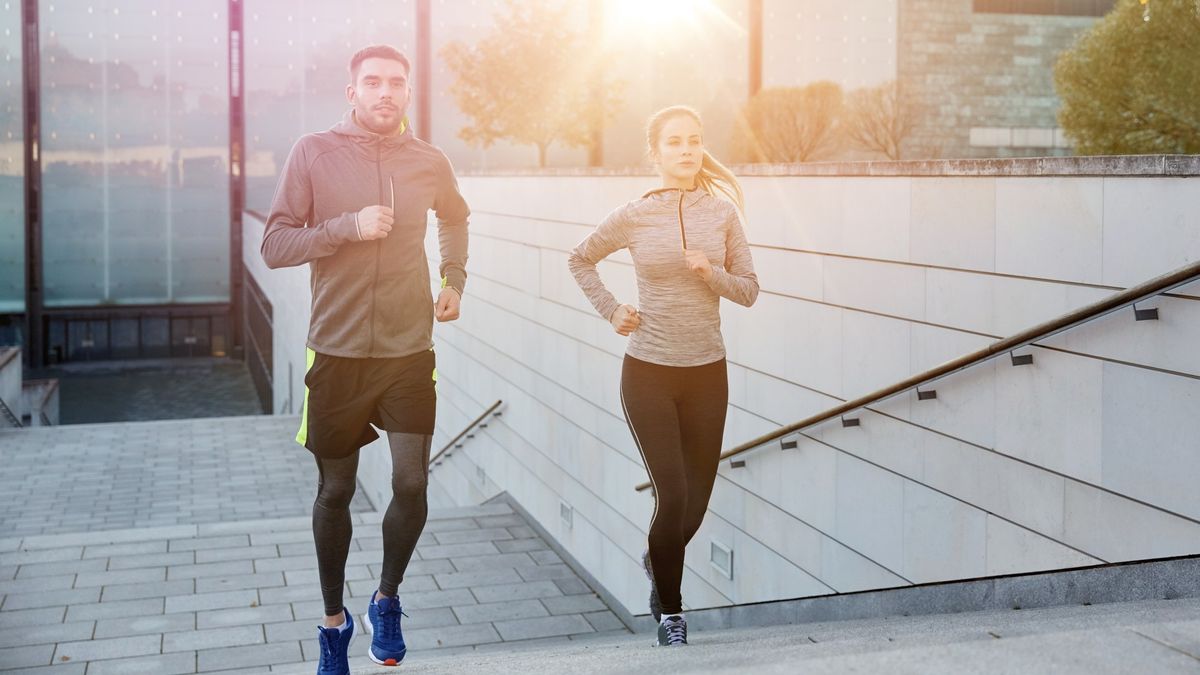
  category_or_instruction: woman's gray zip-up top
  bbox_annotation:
[261,110,469,359]
[568,188,759,367]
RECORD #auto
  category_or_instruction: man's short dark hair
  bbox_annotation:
[349,45,411,83]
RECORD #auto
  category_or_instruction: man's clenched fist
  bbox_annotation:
[357,205,393,240]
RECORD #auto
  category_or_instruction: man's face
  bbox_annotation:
[346,57,411,136]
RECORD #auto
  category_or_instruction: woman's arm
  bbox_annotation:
[568,206,632,321]
[704,205,759,307]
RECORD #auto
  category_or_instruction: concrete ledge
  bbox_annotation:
[685,555,1200,632]
[461,155,1200,178]
[494,488,1200,635]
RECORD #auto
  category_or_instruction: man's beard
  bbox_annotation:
[357,106,403,136]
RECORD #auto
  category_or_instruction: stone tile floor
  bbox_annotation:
[0,417,628,673]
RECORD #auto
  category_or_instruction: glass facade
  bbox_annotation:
[0,0,22,314]
[39,0,228,308]
[244,0,416,213]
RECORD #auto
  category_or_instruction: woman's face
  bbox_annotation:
[654,114,703,185]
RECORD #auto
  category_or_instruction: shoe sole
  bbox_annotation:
[368,647,406,666]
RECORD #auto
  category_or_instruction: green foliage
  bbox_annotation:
[1055,0,1200,154]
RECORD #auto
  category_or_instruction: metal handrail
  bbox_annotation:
[635,258,1200,492]
[430,399,503,467]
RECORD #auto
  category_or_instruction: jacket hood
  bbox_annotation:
[331,109,415,150]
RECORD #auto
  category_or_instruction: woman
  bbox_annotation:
[568,106,759,647]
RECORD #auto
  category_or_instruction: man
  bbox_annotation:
[261,44,468,674]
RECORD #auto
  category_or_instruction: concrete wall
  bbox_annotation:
[247,156,1200,616]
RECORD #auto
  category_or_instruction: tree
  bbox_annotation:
[733,83,844,163]
[842,80,912,160]
[1054,0,1200,155]
[441,0,623,167]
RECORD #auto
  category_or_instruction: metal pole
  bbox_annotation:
[227,0,245,360]
[21,0,43,368]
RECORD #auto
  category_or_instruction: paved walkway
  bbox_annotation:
[0,417,627,673]
[0,416,372,537]
[30,358,264,425]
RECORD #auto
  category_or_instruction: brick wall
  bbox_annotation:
[898,0,1098,158]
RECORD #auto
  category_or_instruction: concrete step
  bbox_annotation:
[318,596,1199,674]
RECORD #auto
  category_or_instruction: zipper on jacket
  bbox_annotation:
[369,142,382,357]
[677,188,687,250]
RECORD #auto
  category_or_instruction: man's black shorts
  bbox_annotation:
[296,348,437,459]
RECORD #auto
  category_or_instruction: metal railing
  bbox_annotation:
[430,400,504,468]
[636,258,1200,492]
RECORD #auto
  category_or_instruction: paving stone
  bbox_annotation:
[65,597,164,622]
[417,542,501,560]
[168,535,251,553]
[517,564,579,581]
[541,593,607,615]
[432,528,515,545]
[196,572,284,594]
[165,589,260,614]
[0,643,56,669]
[101,579,194,601]
[2,587,101,611]
[0,606,66,629]
[402,622,502,650]
[168,560,256,581]
[452,598,549,624]
[84,653,198,675]
[75,568,166,588]
[93,611,196,639]
[0,662,87,675]
[0,620,95,649]
[163,624,266,652]
[0,574,76,594]
[106,551,196,570]
[400,588,478,610]
[471,581,563,604]
[433,568,524,590]
[423,518,482,533]
[493,614,594,641]
[53,633,162,663]
[0,548,84,566]
[494,539,550,554]
[282,566,371,588]
[583,610,626,632]
[507,526,537,539]
[553,577,591,595]
[197,641,302,672]
[197,605,295,629]
[529,550,564,566]
[450,552,538,572]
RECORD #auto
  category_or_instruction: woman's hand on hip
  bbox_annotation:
[610,304,641,336]
[684,249,714,282]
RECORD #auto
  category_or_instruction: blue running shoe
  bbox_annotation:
[316,607,353,675]
[367,590,408,666]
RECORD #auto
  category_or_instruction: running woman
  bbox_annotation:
[261,44,469,674]
[568,105,759,646]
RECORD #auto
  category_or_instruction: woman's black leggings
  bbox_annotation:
[620,355,728,616]
[312,432,432,617]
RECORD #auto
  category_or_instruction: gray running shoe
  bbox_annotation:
[656,615,688,646]
[641,549,662,622]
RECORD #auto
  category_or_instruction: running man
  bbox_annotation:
[260,44,469,674]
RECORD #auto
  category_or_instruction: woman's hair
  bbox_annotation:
[646,105,744,213]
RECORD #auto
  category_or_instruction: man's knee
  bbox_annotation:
[391,472,428,501]
[315,477,357,510]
